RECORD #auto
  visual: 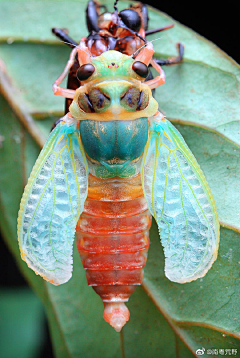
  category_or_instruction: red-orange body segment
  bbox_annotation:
[76,173,151,304]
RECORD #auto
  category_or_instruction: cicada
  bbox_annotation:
[17,0,220,332]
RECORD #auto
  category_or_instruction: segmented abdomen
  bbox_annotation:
[76,173,151,330]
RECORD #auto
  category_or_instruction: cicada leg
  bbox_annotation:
[86,0,101,33]
[134,41,154,64]
[155,43,184,66]
[52,41,92,99]
[145,59,166,89]
[52,28,78,48]
[52,46,78,98]
[145,23,174,36]
[134,43,166,90]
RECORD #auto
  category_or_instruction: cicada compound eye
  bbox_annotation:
[132,61,149,78]
[77,64,95,81]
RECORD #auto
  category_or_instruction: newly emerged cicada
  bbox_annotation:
[17,1,219,332]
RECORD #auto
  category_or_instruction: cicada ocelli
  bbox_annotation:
[17,0,220,332]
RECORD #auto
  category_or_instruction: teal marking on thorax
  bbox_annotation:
[80,117,148,178]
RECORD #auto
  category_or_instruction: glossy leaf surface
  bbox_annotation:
[0,0,239,357]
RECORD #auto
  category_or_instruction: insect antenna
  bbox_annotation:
[131,37,162,59]
[113,0,119,12]
[61,40,78,48]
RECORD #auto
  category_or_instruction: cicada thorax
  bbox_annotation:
[69,50,158,177]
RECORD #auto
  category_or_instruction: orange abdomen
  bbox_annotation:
[76,173,151,331]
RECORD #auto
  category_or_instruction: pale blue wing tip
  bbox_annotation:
[22,248,73,285]
[165,249,218,283]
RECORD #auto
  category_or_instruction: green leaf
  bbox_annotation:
[0,0,239,357]
[0,288,46,358]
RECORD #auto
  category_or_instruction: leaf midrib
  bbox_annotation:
[142,280,240,340]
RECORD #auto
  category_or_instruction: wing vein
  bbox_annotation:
[66,135,81,219]
[156,149,171,224]
[172,151,211,274]
[59,154,75,218]
[48,175,67,265]
[173,151,211,242]
[152,134,160,218]
[26,154,66,271]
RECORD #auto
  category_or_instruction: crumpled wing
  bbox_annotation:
[141,114,220,283]
[17,117,88,285]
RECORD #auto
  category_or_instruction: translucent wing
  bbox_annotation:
[141,113,220,283]
[17,116,88,285]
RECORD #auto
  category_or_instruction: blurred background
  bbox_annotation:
[0,0,238,357]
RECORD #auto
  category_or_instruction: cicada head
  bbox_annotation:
[70,43,159,121]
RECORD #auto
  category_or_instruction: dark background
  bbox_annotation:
[144,0,239,63]
[1,1,239,358]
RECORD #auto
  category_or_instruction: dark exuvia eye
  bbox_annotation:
[119,9,141,32]
[132,61,149,78]
[77,64,95,81]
